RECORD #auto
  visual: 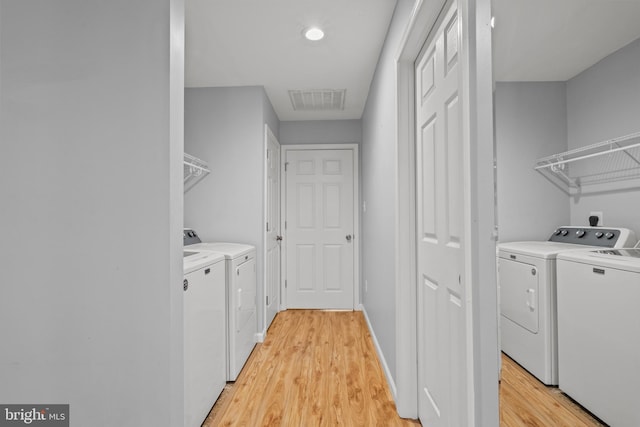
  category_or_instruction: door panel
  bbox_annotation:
[416,2,467,426]
[265,127,281,329]
[285,149,354,309]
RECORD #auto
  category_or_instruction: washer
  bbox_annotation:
[184,228,257,381]
[183,249,226,427]
[557,247,640,427]
[497,226,635,385]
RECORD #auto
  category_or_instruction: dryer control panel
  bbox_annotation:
[183,228,203,246]
[548,226,636,248]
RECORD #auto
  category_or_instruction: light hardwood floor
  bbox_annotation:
[500,354,604,427]
[204,310,603,426]
[204,310,419,426]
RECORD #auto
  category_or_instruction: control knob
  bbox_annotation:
[576,229,586,238]
[554,229,562,236]
[595,231,604,238]
[561,229,569,236]
[605,232,615,240]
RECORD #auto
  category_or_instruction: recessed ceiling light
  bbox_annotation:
[304,27,325,41]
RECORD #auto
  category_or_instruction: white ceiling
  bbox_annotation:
[185,0,398,121]
[493,0,640,82]
[185,0,640,122]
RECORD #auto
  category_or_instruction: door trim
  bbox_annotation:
[280,144,360,311]
[395,0,498,423]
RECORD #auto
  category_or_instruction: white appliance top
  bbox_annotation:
[498,226,637,260]
[183,249,225,275]
[498,241,596,260]
[558,248,640,273]
[183,228,255,259]
[188,242,254,260]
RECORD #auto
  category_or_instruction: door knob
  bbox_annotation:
[346,234,352,242]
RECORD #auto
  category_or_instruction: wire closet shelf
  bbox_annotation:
[184,153,210,193]
[534,131,640,189]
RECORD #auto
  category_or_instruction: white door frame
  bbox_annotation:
[262,124,280,341]
[280,144,360,310]
[395,0,498,424]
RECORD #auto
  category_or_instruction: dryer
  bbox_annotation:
[184,228,257,381]
[497,226,635,385]
[557,247,640,427]
[183,249,226,427]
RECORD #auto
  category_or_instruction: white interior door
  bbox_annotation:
[265,126,281,330]
[415,1,468,426]
[284,148,355,309]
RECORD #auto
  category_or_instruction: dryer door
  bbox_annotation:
[235,257,256,333]
[499,257,539,333]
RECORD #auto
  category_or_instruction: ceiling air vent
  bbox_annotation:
[288,89,346,111]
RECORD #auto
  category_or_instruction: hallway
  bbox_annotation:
[204,310,419,426]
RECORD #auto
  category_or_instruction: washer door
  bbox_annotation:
[499,257,539,333]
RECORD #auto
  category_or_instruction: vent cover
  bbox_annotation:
[288,89,346,111]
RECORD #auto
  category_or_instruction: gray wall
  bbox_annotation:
[567,37,640,235]
[360,0,414,384]
[0,2,184,426]
[495,82,570,242]
[184,86,279,336]
[279,120,361,145]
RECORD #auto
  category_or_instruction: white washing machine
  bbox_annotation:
[497,226,635,385]
[557,247,640,427]
[183,249,226,427]
[184,228,257,381]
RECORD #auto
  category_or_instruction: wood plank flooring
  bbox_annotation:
[203,310,420,426]
[500,353,605,427]
[203,310,604,426]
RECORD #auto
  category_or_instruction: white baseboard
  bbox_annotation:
[255,329,266,343]
[359,304,398,400]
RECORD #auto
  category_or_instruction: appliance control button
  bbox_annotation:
[605,232,615,240]
[561,229,569,236]
[595,231,604,238]
[576,229,586,238]
[554,229,562,235]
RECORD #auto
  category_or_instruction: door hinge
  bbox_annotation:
[285,221,287,230]
[285,280,288,289]
[266,222,269,232]
[284,162,289,172]
[266,296,269,305]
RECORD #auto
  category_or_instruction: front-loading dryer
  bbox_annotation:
[498,226,635,385]
[557,247,640,427]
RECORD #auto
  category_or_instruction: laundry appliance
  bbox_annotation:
[183,249,226,427]
[184,228,257,381]
[556,247,640,427]
[497,226,636,385]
